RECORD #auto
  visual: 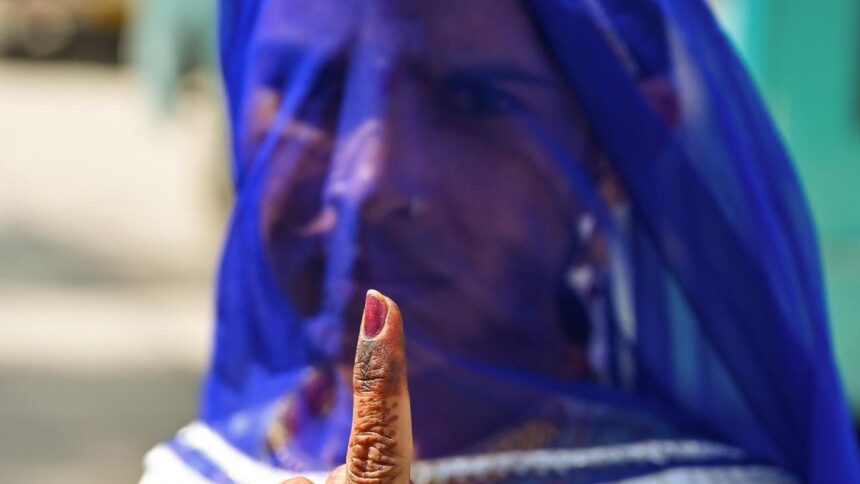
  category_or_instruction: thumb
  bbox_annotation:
[344,290,412,483]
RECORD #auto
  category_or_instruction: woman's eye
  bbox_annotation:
[286,61,345,124]
[438,76,520,117]
[305,68,343,107]
[253,43,346,108]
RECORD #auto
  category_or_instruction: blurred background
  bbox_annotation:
[0,0,221,482]
[0,0,856,482]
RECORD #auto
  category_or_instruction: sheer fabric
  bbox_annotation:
[172,0,860,482]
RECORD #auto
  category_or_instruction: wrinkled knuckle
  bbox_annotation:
[352,365,392,395]
[347,404,403,483]
[346,435,402,483]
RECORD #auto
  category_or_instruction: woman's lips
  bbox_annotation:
[349,248,449,293]
[270,201,450,321]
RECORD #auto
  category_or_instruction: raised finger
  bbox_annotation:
[344,290,412,483]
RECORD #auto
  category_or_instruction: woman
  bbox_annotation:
[143,0,860,482]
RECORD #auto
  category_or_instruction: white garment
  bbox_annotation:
[140,422,796,484]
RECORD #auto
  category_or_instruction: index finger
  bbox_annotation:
[345,290,412,483]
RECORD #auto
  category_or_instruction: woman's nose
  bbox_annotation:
[328,118,419,226]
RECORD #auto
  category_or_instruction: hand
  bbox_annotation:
[283,290,413,484]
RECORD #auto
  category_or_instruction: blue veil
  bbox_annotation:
[179,0,860,482]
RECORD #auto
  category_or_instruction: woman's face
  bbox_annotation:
[248,0,598,377]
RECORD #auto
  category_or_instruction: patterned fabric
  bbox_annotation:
[144,421,797,484]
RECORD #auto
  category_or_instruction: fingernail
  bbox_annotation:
[363,291,387,339]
